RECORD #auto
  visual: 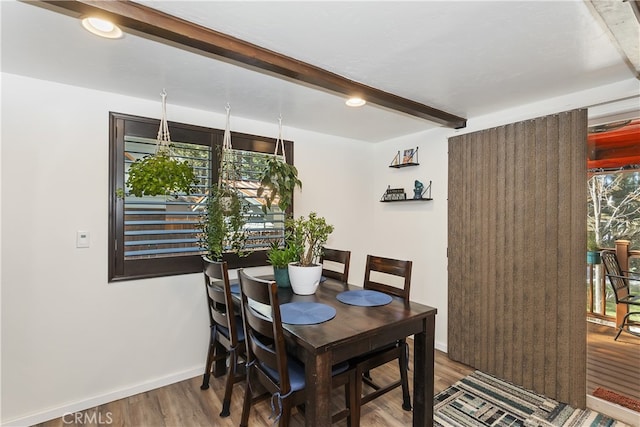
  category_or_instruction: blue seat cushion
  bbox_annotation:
[260,354,307,392]
[254,339,349,392]
[214,315,245,342]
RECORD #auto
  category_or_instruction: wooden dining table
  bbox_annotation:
[225,276,437,426]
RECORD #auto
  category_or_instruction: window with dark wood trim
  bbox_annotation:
[108,112,293,282]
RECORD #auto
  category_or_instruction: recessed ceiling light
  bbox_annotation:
[346,97,366,107]
[81,17,123,39]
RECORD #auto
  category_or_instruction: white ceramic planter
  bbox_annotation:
[288,263,322,295]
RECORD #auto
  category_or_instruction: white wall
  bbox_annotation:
[0,73,371,425]
[370,128,452,349]
[2,72,638,425]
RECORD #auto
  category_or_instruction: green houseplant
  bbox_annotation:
[257,155,302,213]
[286,212,334,295]
[587,231,601,265]
[126,151,197,197]
[199,106,255,263]
[266,241,298,288]
[125,91,198,197]
[199,186,250,262]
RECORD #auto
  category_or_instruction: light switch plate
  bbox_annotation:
[76,231,90,248]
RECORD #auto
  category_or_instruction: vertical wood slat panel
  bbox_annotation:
[485,129,500,372]
[494,125,507,379]
[544,115,559,398]
[556,112,572,403]
[447,109,587,407]
[503,123,516,382]
[533,117,548,394]
[512,120,526,386]
[471,132,481,368]
[461,132,470,362]
[479,129,490,370]
[447,133,464,361]
[447,137,457,358]
[522,119,536,389]
[460,133,470,361]
[570,110,587,408]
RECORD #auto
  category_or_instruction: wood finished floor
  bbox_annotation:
[33,345,474,427]
[587,321,640,402]
[33,322,638,427]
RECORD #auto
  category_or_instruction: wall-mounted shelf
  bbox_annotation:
[380,180,432,202]
[390,146,419,167]
[389,162,419,169]
[381,197,433,203]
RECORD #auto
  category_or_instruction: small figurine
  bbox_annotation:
[413,180,424,199]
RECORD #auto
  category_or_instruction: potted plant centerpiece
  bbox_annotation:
[286,212,334,295]
[267,241,298,288]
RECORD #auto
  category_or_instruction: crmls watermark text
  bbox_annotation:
[63,411,113,425]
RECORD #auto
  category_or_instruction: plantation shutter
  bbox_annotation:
[218,148,286,250]
[109,112,293,281]
[123,136,211,259]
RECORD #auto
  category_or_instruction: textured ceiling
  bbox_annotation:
[1,0,637,141]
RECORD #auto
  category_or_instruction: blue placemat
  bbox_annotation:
[280,302,336,325]
[336,290,392,307]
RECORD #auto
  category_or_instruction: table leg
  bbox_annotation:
[413,315,435,427]
[305,350,332,427]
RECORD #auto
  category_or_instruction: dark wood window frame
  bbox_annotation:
[108,112,294,282]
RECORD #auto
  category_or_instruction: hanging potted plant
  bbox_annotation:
[286,212,334,295]
[126,90,198,197]
[199,185,250,261]
[199,105,251,261]
[127,152,198,197]
[587,231,601,265]
[257,117,302,213]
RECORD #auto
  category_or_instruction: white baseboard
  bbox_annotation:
[434,340,447,353]
[587,394,640,427]
[2,366,203,427]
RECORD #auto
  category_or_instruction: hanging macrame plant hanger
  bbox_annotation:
[274,115,287,162]
[257,116,302,213]
[219,103,238,191]
[200,104,249,258]
[156,89,172,155]
[125,90,197,197]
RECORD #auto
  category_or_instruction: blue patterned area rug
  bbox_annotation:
[435,371,626,427]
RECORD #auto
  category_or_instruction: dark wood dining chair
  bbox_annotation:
[200,258,246,417]
[237,269,357,427]
[320,247,351,283]
[601,250,640,340]
[354,255,413,418]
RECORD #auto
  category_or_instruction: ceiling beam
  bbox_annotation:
[35,0,467,129]
[586,0,640,79]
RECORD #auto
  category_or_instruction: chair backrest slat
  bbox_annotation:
[238,269,291,395]
[364,255,412,302]
[321,247,351,283]
[203,258,238,346]
[601,250,630,303]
